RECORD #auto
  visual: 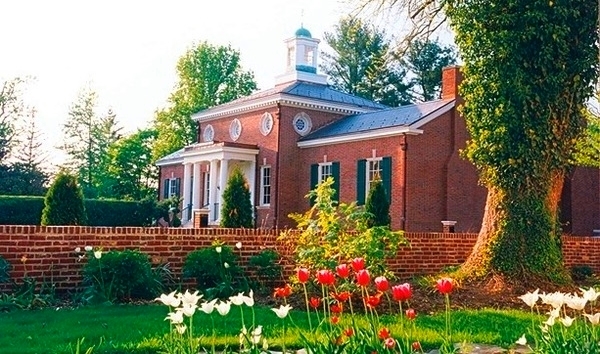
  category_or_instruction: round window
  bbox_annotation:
[203,124,214,142]
[260,112,274,136]
[292,112,312,136]
[229,119,242,141]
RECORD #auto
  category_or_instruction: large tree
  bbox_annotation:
[0,78,26,163]
[445,0,598,281]
[105,128,157,200]
[321,16,412,107]
[403,39,456,101]
[152,42,257,161]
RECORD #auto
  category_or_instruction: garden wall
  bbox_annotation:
[0,225,598,292]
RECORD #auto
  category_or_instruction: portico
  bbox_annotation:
[180,141,259,225]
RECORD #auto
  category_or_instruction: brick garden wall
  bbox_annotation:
[0,226,599,292]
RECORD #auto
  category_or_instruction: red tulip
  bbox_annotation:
[356,269,370,287]
[366,293,381,308]
[378,327,391,340]
[374,276,389,292]
[405,308,416,320]
[436,278,454,294]
[384,337,396,349]
[309,296,321,309]
[297,268,310,283]
[331,316,339,325]
[412,342,422,351]
[273,284,292,298]
[317,269,335,286]
[391,283,412,302]
[344,328,354,337]
[336,263,350,278]
[332,291,351,302]
[331,303,343,314]
[351,257,365,272]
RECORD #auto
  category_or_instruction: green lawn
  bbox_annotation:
[0,304,535,353]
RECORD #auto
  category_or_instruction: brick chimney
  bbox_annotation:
[441,65,463,100]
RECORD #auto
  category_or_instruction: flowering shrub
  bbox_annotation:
[517,287,600,353]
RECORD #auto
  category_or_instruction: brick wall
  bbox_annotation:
[1,226,599,293]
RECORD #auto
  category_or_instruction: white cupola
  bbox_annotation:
[275,26,328,85]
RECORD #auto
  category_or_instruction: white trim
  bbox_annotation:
[191,93,381,122]
[410,101,455,129]
[259,165,272,206]
[297,126,423,148]
[156,157,183,167]
[318,162,333,184]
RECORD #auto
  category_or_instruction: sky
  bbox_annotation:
[0,0,432,166]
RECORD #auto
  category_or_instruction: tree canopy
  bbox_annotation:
[151,42,257,161]
[403,39,456,101]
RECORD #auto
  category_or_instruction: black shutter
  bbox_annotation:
[175,178,181,197]
[357,159,366,205]
[332,162,340,202]
[310,164,318,206]
[163,179,170,199]
[382,156,392,203]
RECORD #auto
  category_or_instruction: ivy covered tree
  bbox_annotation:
[152,42,257,161]
[41,171,87,226]
[220,167,253,228]
[443,0,599,281]
[365,178,391,227]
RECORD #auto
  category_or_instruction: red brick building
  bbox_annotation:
[157,27,600,235]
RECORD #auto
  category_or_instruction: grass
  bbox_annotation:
[0,302,537,353]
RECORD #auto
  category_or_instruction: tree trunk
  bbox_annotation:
[461,170,569,282]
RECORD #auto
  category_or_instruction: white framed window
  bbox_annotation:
[260,166,271,206]
[168,178,180,198]
[292,112,312,136]
[260,112,274,136]
[365,158,382,197]
[318,162,332,184]
[229,118,242,141]
[202,171,210,207]
[203,124,214,142]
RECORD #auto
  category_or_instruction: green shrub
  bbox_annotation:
[81,249,162,303]
[0,255,10,283]
[571,265,594,281]
[248,249,282,291]
[183,243,246,299]
[41,171,87,226]
[220,167,253,228]
[0,196,45,225]
[85,199,153,226]
[365,178,391,227]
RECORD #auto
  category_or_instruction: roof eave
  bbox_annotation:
[297,127,423,148]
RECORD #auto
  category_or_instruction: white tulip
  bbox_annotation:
[200,299,218,315]
[74,247,81,253]
[224,262,230,269]
[518,289,539,308]
[584,313,600,325]
[181,303,197,317]
[565,294,587,311]
[165,310,184,324]
[180,290,202,307]
[544,315,556,326]
[230,293,245,306]
[243,290,254,307]
[155,291,181,307]
[175,324,187,334]
[272,304,292,319]
[84,246,93,252]
[93,251,102,259]
[235,242,242,249]
[215,246,222,253]
[540,291,565,309]
[516,334,527,346]
[560,315,575,327]
[216,300,231,316]
[581,287,600,302]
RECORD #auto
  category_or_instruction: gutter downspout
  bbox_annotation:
[400,135,408,231]
[274,102,282,229]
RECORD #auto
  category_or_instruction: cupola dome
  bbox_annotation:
[295,26,312,38]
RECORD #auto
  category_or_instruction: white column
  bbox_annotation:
[182,163,192,221]
[248,160,256,209]
[218,159,229,221]
[209,159,218,222]
[192,162,201,211]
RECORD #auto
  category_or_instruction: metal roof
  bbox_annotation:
[155,148,185,166]
[300,99,455,141]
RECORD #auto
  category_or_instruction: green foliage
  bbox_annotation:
[182,243,246,299]
[41,171,87,226]
[0,162,48,196]
[0,255,9,283]
[0,195,45,224]
[365,178,391,227]
[220,167,253,228]
[321,16,412,107]
[0,77,27,163]
[281,177,406,276]
[81,249,162,303]
[574,110,600,167]
[403,39,457,101]
[571,265,594,281]
[152,42,257,160]
[445,0,599,280]
[248,248,282,291]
